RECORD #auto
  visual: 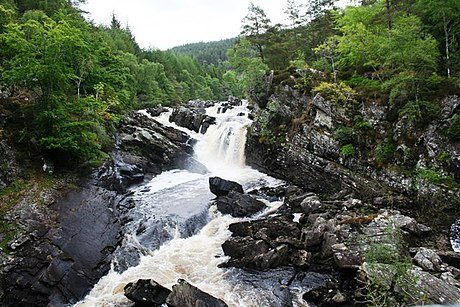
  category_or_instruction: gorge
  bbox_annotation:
[1,0,460,306]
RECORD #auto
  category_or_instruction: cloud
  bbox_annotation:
[82,0,350,50]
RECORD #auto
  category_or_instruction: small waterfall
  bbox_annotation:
[75,101,286,307]
[194,102,252,175]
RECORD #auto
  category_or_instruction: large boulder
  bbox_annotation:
[0,179,122,306]
[166,279,227,307]
[209,177,243,197]
[100,111,207,193]
[124,279,171,306]
[220,215,306,270]
[169,107,216,134]
[215,191,266,217]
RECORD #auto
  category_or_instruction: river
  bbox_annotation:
[74,101,321,306]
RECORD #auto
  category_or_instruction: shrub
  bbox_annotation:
[416,168,456,186]
[340,144,355,157]
[375,140,396,164]
[334,126,355,145]
[346,75,381,91]
[398,100,440,125]
[437,151,451,163]
[313,81,357,109]
[353,115,372,132]
[357,224,426,306]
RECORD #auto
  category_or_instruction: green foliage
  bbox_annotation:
[398,100,441,125]
[416,168,456,186]
[335,1,439,105]
[0,5,239,165]
[169,38,236,67]
[437,151,451,163]
[345,75,381,91]
[334,126,355,145]
[358,224,425,306]
[353,115,372,132]
[375,139,396,164]
[340,144,355,157]
[313,81,357,109]
[227,37,269,96]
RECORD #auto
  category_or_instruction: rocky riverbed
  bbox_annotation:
[0,93,459,306]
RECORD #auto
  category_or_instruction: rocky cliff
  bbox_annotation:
[245,81,460,218]
[0,109,202,306]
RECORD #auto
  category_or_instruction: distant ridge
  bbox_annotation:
[169,38,236,67]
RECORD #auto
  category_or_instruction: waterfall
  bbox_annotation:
[75,101,287,307]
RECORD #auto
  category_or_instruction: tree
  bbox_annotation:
[227,37,269,95]
[284,0,304,28]
[416,0,460,77]
[314,35,340,82]
[335,0,439,103]
[241,2,272,61]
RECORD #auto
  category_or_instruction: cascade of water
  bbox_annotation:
[75,101,286,307]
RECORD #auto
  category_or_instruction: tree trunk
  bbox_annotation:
[443,13,451,78]
[385,0,392,30]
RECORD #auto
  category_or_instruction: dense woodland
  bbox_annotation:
[232,0,460,110]
[170,38,236,68]
[0,0,241,164]
[0,0,460,166]
[229,0,460,169]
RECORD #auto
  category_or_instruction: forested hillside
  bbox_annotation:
[0,0,241,165]
[170,38,236,67]
[229,0,460,98]
[230,0,460,182]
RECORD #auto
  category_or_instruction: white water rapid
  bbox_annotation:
[74,101,307,306]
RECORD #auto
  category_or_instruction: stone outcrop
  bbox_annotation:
[169,106,216,134]
[0,177,122,306]
[0,139,24,189]
[124,279,171,306]
[0,110,207,306]
[219,182,460,306]
[166,279,228,307]
[100,111,207,193]
[124,278,227,307]
[209,177,266,217]
[209,177,244,197]
[245,86,460,205]
[215,190,266,217]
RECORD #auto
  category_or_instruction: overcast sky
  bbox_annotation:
[81,0,351,50]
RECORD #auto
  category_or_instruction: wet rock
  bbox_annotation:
[215,191,266,217]
[413,248,442,272]
[124,279,171,306]
[209,177,244,197]
[186,100,215,109]
[302,278,343,306]
[166,279,228,307]
[221,215,303,270]
[227,96,242,106]
[100,112,205,193]
[222,237,270,261]
[169,106,216,134]
[146,106,168,117]
[200,116,216,134]
[0,179,122,306]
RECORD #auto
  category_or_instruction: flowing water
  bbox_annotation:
[75,101,323,307]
